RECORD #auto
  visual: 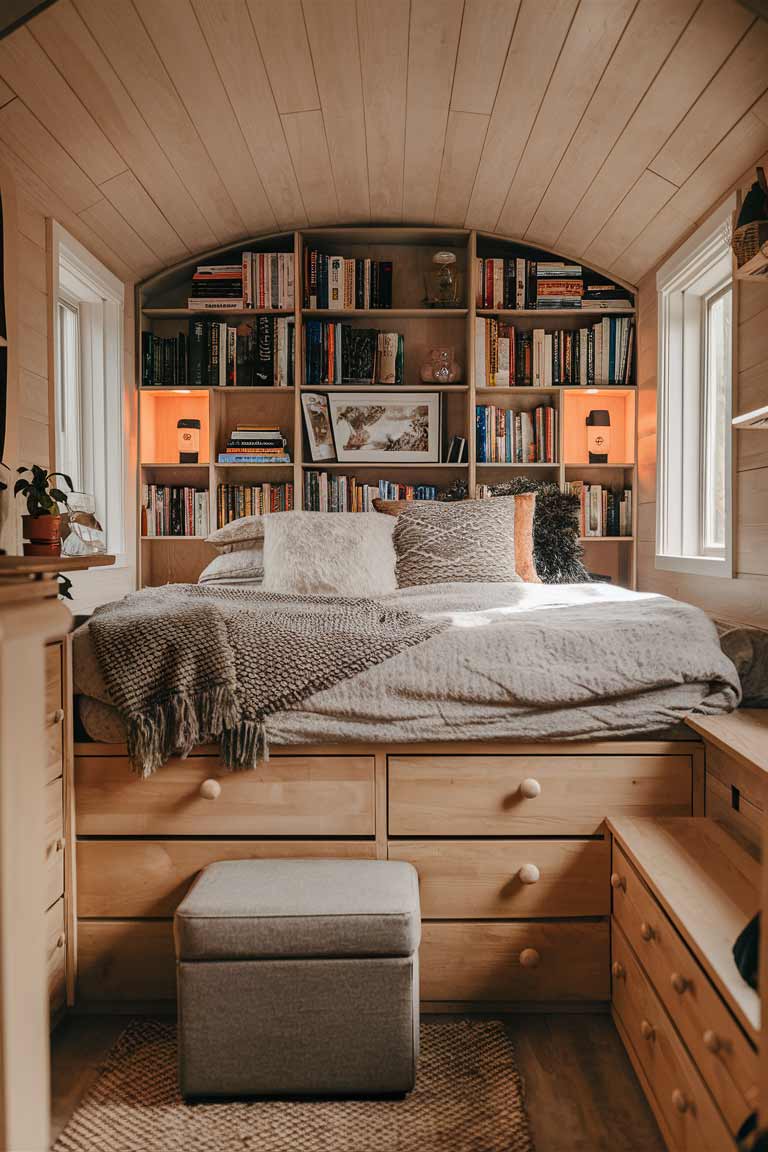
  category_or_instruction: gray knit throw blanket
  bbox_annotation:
[89,584,446,776]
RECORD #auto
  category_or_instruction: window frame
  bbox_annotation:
[655,195,735,579]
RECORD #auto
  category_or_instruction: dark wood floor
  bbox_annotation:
[50,1011,664,1151]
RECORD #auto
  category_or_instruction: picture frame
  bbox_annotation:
[328,392,440,464]
[301,392,337,462]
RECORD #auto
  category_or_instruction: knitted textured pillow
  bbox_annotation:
[376,495,539,583]
[394,497,518,587]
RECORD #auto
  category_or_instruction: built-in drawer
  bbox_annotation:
[75,755,376,836]
[612,843,756,1135]
[46,897,66,1021]
[389,754,692,836]
[420,920,609,1003]
[389,839,609,918]
[612,920,734,1151]
[45,643,63,715]
[77,839,379,918]
[45,778,64,911]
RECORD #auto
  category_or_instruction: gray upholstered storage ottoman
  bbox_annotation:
[174,858,421,1098]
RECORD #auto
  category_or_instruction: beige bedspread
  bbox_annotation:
[74,581,739,747]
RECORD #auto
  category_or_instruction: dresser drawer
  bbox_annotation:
[46,898,66,1020]
[75,755,375,836]
[612,920,733,1150]
[421,921,609,1002]
[78,839,378,917]
[389,839,609,918]
[45,643,63,715]
[45,778,64,910]
[389,754,692,836]
[612,843,756,1135]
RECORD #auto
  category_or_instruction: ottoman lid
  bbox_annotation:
[174,859,421,961]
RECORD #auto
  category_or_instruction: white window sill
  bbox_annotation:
[655,553,732,579]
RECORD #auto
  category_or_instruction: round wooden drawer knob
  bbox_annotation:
[609,872,625,891]
[519,778,541,799]
[55,837,65,853]
[703,1029,721,1053]
[199,778,222,800]
[611,961,625,979]
[639,921,654,941]
[520,948,541,969]
[670,972,689,994]
[49,708,65,725]
[518,863,540,885]
[56,933,65,949]
[671,1089,689,1114]
[640,1019,655,1041]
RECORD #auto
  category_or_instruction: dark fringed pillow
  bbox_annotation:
[439,477,590,584]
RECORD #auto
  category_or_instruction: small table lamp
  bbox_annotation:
[586,410,610,463]
[177,419,201,463]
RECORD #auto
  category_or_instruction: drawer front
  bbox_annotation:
[45,778,64,910]
[46,898,66,1020]
[76,755,376,836]
[389,839,610,918]
[45,643,63,716]
[421,921,609,1002]
[612,843,756,1134]
[78,839,379,917]
[45,716,64,785]
[389,754,692,836]
[612,921,734,1151]
[78,920,175,1002]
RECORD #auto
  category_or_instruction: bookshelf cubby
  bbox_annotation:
[137,227,637,589]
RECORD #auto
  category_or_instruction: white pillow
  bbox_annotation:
[261,512,396,596]
[206,516,264,554]
[199,545,264,585]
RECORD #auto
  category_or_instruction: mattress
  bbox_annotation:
[74,581,740,746]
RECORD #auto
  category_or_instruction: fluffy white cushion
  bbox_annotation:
[198,546,264,585]
[262,512,397,596]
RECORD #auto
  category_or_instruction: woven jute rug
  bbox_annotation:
[53,1018,534,1152]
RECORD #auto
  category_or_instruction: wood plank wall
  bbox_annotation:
[637,157,768,627]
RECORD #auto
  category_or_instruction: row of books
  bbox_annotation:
[303,249,393,310]
[475,317,635,387]
[141,485,209,538]
[217,425,291,465]
[475,257,633,311]
[303,471,438,512]
[142,318,295,388]
[564,481,633,537]
[305,322,404,386]
[187,252,294,311]
[476,405,557,464]
[217,482,294,525]
[142,331,187,388]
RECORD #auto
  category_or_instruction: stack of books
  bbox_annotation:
[141,331,187,387]
[187,316,294,388]
[474,316,634,387]
[535,262,583,309]
[187,253,295,312]
[581,280,635,312]
[303,472,438,512]
[217,481,293,525]
[565,481,632,536]
[142,485,209,537]
[303,250,393,310]
[305,322,404,386]
[217,425,291,465]
[476,404,556,464]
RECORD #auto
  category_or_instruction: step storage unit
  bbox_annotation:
[608,817,760,1149]
[73,739,703,1007]
[44,641,69,1025]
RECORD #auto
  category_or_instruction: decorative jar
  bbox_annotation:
[419,347,462,384]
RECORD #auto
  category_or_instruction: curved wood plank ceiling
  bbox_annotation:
[0,0,766,285]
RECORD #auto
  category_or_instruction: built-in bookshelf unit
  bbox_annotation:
[137,227,637,589]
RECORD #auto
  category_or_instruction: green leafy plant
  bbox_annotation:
[14,465,73,517]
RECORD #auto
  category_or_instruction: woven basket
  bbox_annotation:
[732,220,768,267]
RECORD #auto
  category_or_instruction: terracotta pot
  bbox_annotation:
[22,513,62,556]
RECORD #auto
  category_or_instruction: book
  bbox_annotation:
[142,484,209,537]
[217,481,293,524]
[303,249,394,309]
[476,404,556,464]
[303,472,438,512]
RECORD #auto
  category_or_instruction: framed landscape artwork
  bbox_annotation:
[301,392,336,462]
[328,392,440,464]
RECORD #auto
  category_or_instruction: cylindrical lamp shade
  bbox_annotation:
[586,409,610,463]
[177,419,201,463]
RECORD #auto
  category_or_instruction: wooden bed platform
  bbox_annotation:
[71,736,705,1011]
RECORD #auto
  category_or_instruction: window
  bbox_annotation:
[656,197,734,578]
[52,224,134,609]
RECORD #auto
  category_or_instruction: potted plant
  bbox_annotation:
[14,465,73,557]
